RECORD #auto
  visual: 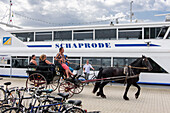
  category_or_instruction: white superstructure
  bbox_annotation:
[0,22,170,85]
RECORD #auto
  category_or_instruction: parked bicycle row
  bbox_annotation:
[0,81,99,113]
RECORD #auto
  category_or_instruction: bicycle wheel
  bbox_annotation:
[7,89,20,106]
[2,107,23,113]
[43,100,64,112]
[36,99,52,112]
[0,88,6,102]
[65,106,85,113]
[0,105,11,112]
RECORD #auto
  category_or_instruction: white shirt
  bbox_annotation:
[83,64,92,74]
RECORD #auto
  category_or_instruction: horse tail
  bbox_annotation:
[92,67,103,94]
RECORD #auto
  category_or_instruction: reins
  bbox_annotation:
[128,65,148,70]
[69,62,148,70]
[81,74,140,83]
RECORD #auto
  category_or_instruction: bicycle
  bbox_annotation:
[0,82,20,104]
[3,87,86,113]
[0,82,21,112]
[83,71,97,85]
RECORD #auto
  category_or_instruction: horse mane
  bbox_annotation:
[130,58,141,66]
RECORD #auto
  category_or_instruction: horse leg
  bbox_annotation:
[93,81,101,94]
[98,82,109,98]
[133,83,141,99]
[123,83,131,100]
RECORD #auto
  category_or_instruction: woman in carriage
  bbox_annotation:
[55,47,74,79]
[39,54,56,71]
[39,54,53,66]
[29,54,37,66]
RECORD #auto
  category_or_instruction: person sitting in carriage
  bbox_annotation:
[39,54,55,71]
[29,54,37,66]
[55,47,74,79]
[64,55,74,73]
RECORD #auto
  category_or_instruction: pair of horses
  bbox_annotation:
[92,56,153,100]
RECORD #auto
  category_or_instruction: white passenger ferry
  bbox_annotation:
[0,21,170,85]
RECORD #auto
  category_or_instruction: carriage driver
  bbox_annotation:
[55,47,75,79]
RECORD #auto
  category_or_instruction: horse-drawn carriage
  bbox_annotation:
[26,63,85,97]
[26,64,62,91]
[26,56,153,99]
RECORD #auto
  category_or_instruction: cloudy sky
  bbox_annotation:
[0,0,170,29]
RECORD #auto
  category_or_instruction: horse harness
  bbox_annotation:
[123,65,140,85]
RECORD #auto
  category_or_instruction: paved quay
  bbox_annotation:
[1,77,170,113]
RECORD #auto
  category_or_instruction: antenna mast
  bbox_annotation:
[8,0,13,24]
[130,1,133,22]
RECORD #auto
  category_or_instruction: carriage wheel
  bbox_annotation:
[46,76,61,91]
[26,73,47,89]
[58,81,75,98]
[74,82,84,94]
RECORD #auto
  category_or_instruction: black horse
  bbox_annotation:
[92,56,153,100]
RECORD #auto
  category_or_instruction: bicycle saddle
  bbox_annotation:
[4,82,11,86]
[58,93,69,99]
[68,100,82,106]
[54,97,62,102]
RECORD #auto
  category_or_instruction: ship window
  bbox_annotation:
[95,29,116,40]
[54,31,72,41]
[35,32,52,41]
[73,30,93,40]
[144,27,168,39]
[67,57,80,70]
[147,58,167,73]
[113,57,139,68]
[144,28,149,39]
[113,57,167,73]
[0,56,11,67]
[144,27,161,39]
[83,57,111,70]
[29,56,40,65]
[12,57,28,68]
[46,57,53,63]
[166,32,170,39]
[118,28,142,40]
[150,28,160,39]
[157,27,168,39]
[12,32,34,42]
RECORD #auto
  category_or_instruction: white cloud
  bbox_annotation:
[0,0,170,28]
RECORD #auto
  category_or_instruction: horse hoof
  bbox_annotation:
[101,95,106,98]
[135,94,139,99]
[96,92,101,96]
[123,96,129,100]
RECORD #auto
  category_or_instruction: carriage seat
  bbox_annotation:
[26,65,54,76]
[54,60,64,72]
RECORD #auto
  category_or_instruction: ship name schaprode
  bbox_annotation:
[55,42,111,49]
